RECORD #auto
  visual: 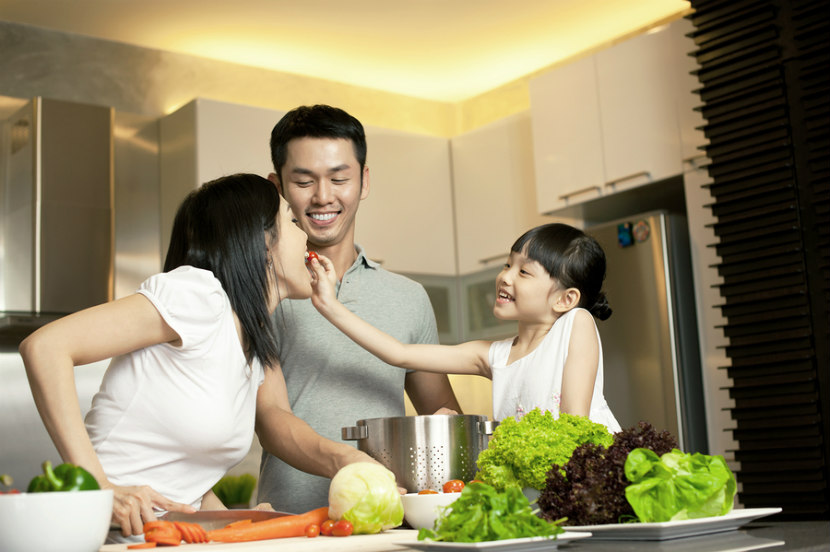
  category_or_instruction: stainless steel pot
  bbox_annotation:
[341,414,498,492]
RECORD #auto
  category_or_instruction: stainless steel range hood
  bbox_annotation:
[0,97,114,346]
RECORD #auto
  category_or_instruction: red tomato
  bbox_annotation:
[305,251,319,264]
[305,523,321,538]
[443,479,465,493]
[418,489,439,495]
[320,519,336,536]
[331,520,354,537]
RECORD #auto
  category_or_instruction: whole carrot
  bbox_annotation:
[207,507,330,542]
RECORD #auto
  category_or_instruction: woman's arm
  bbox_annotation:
[559,309,600,417]
[20,294,196,535]
[308,255,492,377]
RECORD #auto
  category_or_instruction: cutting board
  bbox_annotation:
[99,529,419,551]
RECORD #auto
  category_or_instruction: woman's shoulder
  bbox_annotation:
[141,266,219,289]
[139,266,226,315]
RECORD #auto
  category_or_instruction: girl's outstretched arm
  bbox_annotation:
[559,309,600,417]
[309,254,491,377]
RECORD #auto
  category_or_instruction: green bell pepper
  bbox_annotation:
[27,460,100,492]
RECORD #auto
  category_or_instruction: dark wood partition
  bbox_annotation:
[687,0,829,518]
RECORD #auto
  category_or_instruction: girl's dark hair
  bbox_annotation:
[163,173,281,367]
[511,223,612,320]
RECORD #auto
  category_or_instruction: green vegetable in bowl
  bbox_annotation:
[476,409,614,491]
[418,481,564,542]
[624,448,737,522]
[328,462,403,534]
[27,460,100,492]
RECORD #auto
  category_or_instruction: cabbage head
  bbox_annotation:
[328,462,404,534]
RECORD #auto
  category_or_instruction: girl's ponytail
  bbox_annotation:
[589,291,613,321]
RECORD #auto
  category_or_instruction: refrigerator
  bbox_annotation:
[587,211,708,454]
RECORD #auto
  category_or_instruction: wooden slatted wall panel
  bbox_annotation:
[688,0,830,518]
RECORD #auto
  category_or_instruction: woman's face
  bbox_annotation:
[268,198,312,307]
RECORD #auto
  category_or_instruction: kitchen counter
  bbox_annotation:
[99,522,829,551]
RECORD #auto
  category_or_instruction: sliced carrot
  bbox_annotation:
[207,506,330,542]
[173,521,208,543]
[127,544,157,550]
[143,520,182,546]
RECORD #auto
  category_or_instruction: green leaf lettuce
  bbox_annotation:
[476,409,614,491]
[624,448,737,522]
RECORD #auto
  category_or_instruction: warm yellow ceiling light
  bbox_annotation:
[1,0,690,102]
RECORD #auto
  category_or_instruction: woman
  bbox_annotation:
[20,173,359,540]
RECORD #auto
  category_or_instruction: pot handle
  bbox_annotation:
[341,425,368,440]
[479,420,499,435]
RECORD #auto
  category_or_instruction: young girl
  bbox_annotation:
[309,222,621,432]
[20,173,370,540]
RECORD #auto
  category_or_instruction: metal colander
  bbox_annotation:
[341,414,497,492]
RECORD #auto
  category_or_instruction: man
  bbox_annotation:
[258,105,461,513]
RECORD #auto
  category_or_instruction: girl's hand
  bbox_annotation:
[107,482,196,536]
[308,254,339,313]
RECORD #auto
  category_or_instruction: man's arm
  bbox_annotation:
[255,362,371,478]
[405,371,462,414]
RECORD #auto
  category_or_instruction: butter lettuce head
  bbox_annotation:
[624,448,737,522]
[476,410,614,491]
[328,462,404,534]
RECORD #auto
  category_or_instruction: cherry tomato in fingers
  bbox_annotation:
[332,519,354,537]
[320,519,336,536]
[305,251,319,264]
[443,479,465,493]
[305,523,321,538]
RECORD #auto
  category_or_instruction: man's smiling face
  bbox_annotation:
[276,137,369,250]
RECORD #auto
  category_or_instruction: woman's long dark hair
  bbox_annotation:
[511,223,612,321]
[163,173,281,367]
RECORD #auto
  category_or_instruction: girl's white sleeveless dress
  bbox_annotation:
[489,307,621,432]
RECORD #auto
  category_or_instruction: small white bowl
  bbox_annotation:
[401,492,461,530]
[0,489,113,552]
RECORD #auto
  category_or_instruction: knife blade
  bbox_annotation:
[160,509,294,531]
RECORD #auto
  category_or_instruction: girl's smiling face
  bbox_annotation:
[494,249,562,323]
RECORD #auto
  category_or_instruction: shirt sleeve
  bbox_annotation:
[411,284,439,346]
[137,266,228,352]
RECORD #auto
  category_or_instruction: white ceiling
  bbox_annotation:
[0,0,690,102]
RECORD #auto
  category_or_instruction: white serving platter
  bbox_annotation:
[397,531,591,551]
[563,507,782,540]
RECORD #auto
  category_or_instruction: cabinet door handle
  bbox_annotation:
[479,253,508,266]
[682,154,708,169]
[604,170,651,189]
[558,185,601,201]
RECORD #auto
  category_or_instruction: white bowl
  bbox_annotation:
[401,492,461,530]
[0,489,113,552]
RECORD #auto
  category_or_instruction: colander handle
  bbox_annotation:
[479,420,499,435]
[341,425,368,440]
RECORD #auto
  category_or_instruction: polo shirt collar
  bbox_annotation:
[353,244,380,270]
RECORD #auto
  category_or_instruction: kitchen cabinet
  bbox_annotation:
[450,112,551,275]
[159,98,285,257]
[530,19,695,215]
[356,127,456,275]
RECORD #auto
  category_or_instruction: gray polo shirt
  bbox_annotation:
[258,245,438,513]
